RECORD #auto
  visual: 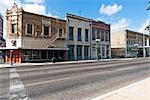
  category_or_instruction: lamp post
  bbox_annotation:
[95,39,100,60]
[145,25,150,57]
[134,44,138,58]
[10,49,13,66]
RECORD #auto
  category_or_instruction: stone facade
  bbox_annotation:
[6,4,66,49]
[66,13,91,60]
[66,13,111,60]
[111,29,150,58]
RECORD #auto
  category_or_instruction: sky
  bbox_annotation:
[0,0,150,38]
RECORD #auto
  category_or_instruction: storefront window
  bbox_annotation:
[24,50,32,61]
[33,50,40,59]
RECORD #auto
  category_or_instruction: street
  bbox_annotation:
[0,58,150,100]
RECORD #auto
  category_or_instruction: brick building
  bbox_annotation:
[4,3,68,63]
[66,13,111,60]
[91,20,111,59]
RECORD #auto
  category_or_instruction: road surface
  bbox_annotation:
[0,58,150,100]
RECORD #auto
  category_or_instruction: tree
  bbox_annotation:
[147,1,150,10]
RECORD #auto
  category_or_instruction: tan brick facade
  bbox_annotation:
[5,3,68,63]
[111,29,150,58]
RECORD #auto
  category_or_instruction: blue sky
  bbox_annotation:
[0,0,150,35]
[43,0,149,32]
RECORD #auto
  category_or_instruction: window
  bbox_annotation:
[11,24,16,33]
[69,26,74,40]
[27,24,33,34]
[44,26,49,35]
[84,46,89,60]
[68,45,74,60]
[32,50,40,59]
[59,28,63,37]
[78,28,82,41]
[97,30,100,39]
[149,39,150,46]
[92,29,96,40]
[101,30,105,41]
[85,29,89,42]
[105,31,109,41]
[77,45,82,60]
[41,51,47,59]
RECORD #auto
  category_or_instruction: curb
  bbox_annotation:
[91,77,150,100]
[0,58,139,68]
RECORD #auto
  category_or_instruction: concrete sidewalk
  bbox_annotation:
[0,58,137,68]
[91,77,150,100]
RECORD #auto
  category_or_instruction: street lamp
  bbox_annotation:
[144,25,150,57]
[95,39,100,60]
[134,44,138,58]
[10,49,13,66]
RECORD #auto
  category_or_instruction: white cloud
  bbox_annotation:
[24,0,45,4]
[96,17,104,22]
[111,18,129,32]
[99,3,122,16]
[0,0,59,38]
[47,11,59,18]
[138,19,150,34]
[22,4,46,15]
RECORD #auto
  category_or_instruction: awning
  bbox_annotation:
[0,47,69,51]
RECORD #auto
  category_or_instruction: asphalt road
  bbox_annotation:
[0,58,150,100]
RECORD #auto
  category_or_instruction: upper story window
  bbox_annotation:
[85,29,89,42]
[44,26,49,35]
[26,24,34,35]
[59,28,64,37]
[92,29,96,40]
[69,26,74,40]
[11,24,16,33]
[97,30,100,39]
[105,31,109,41]
[145,38,147,46]
[78,28,82,41]
[101,30,105,41]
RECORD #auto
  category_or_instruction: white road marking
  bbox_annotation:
[9,68,30,100]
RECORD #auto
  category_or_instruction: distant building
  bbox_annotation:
[91,20,111,59]
[0,13,5,47]
[111,29,150,58]
[4,3,68,63]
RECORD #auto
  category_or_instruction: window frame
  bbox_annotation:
[78,28,82,41]
[69,26,74,41]
[26,23,34,35]
[85,29,89,42]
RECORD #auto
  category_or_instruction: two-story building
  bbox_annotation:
[66,13,91,60]
[66,13,111,60]
[91,20,111,59]
[111,29,150,58]
[4,3,68,63]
